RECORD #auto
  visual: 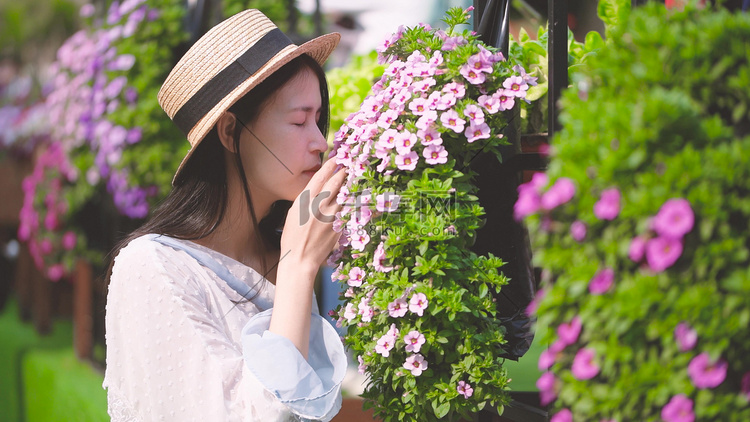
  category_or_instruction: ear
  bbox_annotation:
[216,112,238,153]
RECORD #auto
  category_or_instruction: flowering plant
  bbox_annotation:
[328,7,538,421]
[519,3,750,421]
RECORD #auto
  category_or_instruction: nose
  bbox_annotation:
[310,124,328,154]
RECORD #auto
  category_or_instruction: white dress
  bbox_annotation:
[103,234,347,422]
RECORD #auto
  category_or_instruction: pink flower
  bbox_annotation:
[376,193,401,212]
[373,242,394,272]
[442,82,466,99]
[388,298,408,318]
[571,347,600,380]
[375,333,396,357]
[440,109,466,133]
[409,292,428,316]
[423,144,448,165]
[525,288,546,316]
[653,198,694,239]
[477,94,500,114]
[674,322,697,352]
[408,97,430,115]
[395,150,419,171]
[417,126,442,145]
[538,348,558,370]
[503,75,529,97]
[557,316,582,346]
[404,330,426,353]
[395,131,417,155]
[377,128,399,150]
[403,353,428,376]
[688,352,727,389]
[550,409,572,422]
[594,188,621,220]
[645,236,683,272]
[536,372,557,405]
[467,53,493,73]
[350,231,371,251]
[589,268,614,294]
[541,177,576,210]
[358,355,367,374]
[463,104,485,124]
[459,64,486,84]
[47,264,65,282]
[377,109,399,129]
[464,121,491,143]
[570,220,586,242]
[661,394,694,422]
[348,267,366,287]
[494,90,515,111]
[514,184,542,221]
[344,303,357,321]
[457,380,473,398]
[628,236,647,262]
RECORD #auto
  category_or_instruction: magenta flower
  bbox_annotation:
[645,236,683,272]
[589,268,614,294]
[525,288,546,316]
[457,380,474,399]
[348,266,366,287]
[538,347,559,370]
[541,177,576,210]
[404,330,426,353]
[376,193,401,212]
[550,409,572,422]
[440,109,466,133]
[557,316,582,346]
[661,394,694,422]
[403,353,428,376]
[423,144,448,165]
[688,352,727,389]
[741,371,750,402]
[570,220,587,242]
[536,372,557,405]
[571,347,600,380]
[594,188,621,220]
[395,150,419,171]
[375,333,396,357]
[409,292,428,316]
[388,298,408,318]
[653,198,694,239]
[674,322,697,352]
[628,236,647,262]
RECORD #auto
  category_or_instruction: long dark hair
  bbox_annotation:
[108,53,331,281]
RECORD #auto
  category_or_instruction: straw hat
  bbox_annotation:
[158,9,340,183]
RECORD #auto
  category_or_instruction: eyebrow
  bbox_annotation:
[288,105,321,113]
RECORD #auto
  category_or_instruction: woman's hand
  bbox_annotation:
[280,158,346,272]
[271,158,346,358]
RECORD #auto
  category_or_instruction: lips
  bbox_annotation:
[303,163,321,174]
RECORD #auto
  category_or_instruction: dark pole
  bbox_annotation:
[547,0,568,139]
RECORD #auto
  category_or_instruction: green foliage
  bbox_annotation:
[524,3,750,420]
[326,51,385,142]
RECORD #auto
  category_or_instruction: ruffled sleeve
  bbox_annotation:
[242,309,347,421]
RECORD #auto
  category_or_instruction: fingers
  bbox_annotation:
[305,158,338,194]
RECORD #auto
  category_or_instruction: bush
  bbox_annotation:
[520,3,750,421]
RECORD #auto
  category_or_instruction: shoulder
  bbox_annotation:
[110,234,201,290]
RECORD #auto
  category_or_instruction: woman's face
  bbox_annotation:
[239,67,328,204]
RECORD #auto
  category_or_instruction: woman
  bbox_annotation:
[103,10,347,421]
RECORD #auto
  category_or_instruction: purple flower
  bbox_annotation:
[645,236,683,272]
[674,322,697,352]
[570,220,587,242]
[589,268,614,294]
[688,352,727,389]
[541,177,576,210]
[593,188,621,220]
[550,409,572,422]
[571,347,600,380]
[47,264,65,282]
[661,394,694,422]
[61,231,77,251]
[628,236,647,262]
[557,316,582,346]
[457,380,474,399]
[653,198,694,239]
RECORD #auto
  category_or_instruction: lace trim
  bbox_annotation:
[107,390,142,422]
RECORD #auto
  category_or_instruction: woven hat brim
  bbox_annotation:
[171,31,341,185]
